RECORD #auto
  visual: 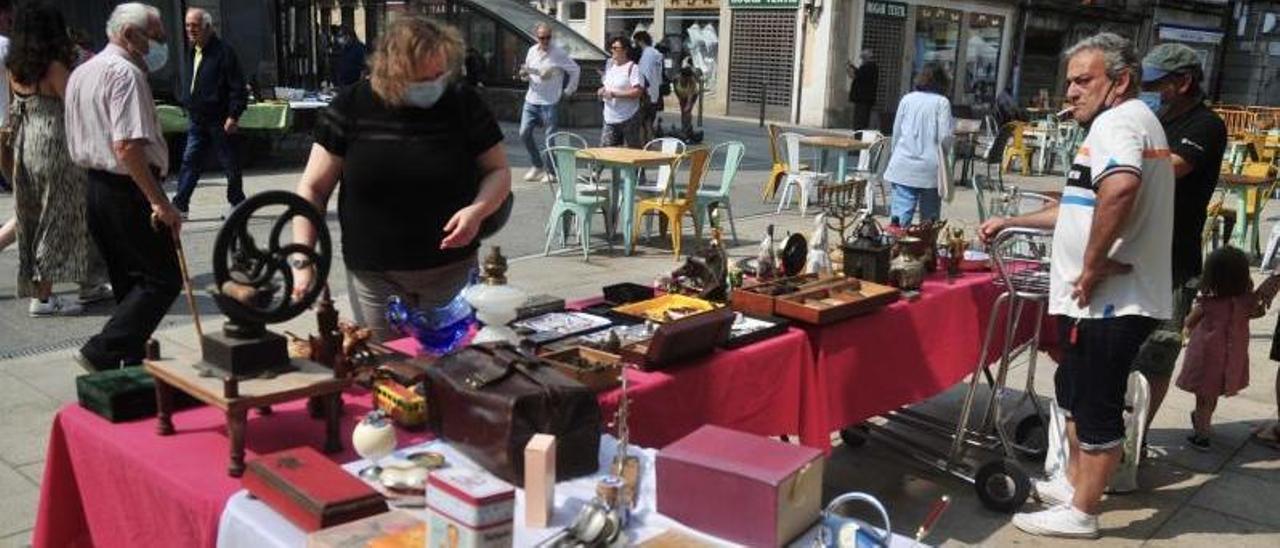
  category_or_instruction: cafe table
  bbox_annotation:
[577,147,680,255]
[800,134,872,186]
[1220,172,1278,257]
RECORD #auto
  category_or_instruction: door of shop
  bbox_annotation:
[727,9,797,120]
[860,2,907,132]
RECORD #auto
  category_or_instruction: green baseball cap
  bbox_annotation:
[1142,43,1202,83]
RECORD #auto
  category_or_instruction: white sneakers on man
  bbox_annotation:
[524,168,545,182]
[1033,476,1075,507]
[1013,504,1099,539]
[29,295,83,317]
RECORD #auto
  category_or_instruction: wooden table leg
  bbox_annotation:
[154,378,175,436]
[228,407,248,477]
[323,393,342,454]
[256,405,273,416]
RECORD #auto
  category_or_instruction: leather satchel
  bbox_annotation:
[425,343,602,484]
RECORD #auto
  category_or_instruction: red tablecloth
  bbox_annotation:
[804,272,1049,435]
[34,392,426,548]
[385,328,823,449]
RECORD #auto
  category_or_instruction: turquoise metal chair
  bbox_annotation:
[692,141,745,244]
[544,147,612,260]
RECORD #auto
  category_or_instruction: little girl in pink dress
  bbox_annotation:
[1178,246,1256,451]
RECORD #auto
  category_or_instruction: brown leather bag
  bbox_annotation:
[425,343,602,484]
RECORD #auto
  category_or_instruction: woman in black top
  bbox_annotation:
[293,15,512,340]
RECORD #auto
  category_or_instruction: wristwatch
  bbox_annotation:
[288,256,313,269]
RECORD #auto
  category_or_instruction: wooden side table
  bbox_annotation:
[145,357,350,477]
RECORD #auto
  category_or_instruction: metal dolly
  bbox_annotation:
[844,226,1055,513]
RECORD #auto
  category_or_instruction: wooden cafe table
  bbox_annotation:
[800,135,872,185]
[577,147,680,255]
[1220,172,1278,257]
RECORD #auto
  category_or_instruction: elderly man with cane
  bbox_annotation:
[65,3,183,371]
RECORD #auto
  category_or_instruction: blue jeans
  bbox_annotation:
[519,102,559,169]
[173,122,244,211]
[890,183,941,225]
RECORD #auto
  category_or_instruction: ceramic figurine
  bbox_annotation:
[946,227,968,279]
[805,213,833,276]
[757,224,778,281]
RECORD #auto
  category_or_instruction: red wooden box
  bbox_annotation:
[656,425,823,547]
[243,446,388,532]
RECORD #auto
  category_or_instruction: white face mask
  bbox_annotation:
[143,39,169,72]
[403,73,449,109]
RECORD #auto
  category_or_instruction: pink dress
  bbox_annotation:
[1177,294,1252,398]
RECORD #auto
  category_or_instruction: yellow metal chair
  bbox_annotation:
[762,123,810,202]
[634,149,701,258]
[1238,162,1278,256]
[1001,122,1032,176]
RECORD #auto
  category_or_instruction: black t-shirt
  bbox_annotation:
[1164,103,1227,285]
[313,80,505,271]
[849,62,878,104]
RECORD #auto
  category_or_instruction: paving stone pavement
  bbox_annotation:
[0,115,1277,547]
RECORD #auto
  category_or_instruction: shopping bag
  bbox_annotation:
[936,143,954,203]
[1044,371,1149,493]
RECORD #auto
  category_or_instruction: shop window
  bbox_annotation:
[567,1,587,21]
[912,5,961,97]
[606,11,653,43]
[963,13,1004,108]
[662,10,719,94]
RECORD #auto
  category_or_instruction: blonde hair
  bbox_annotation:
[369,15,464,107]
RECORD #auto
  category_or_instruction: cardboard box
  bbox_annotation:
[656,425,823,547]
[524,434,556,528]
[305,510,423,548]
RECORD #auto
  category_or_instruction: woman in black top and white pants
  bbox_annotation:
[292,15,512,341]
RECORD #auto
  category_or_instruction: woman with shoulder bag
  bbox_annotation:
[292,15,512,341]
[597,35,645,148]
[883,63,955,224]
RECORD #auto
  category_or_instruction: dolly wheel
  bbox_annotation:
[974,459,1030,513]
[1013,414,1049,461]
[839,426,868,448]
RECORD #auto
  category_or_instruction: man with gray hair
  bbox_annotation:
[65,2,182,371]
[173,7,247,218]
[517,22,578,183]
[980,32,1174,538]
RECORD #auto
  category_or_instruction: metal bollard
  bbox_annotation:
[759,81,767,128]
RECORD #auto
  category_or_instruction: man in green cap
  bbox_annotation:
[1132,42,1227,451]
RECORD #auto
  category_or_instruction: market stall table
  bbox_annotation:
[577,147,681,255]
[1220,172,1278,257]
[803,272,1047,436]
[384,327,826,450]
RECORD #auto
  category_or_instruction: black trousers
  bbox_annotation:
[81,169,181,368]
[852,102,873,131]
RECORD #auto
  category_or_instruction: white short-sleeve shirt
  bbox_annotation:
[1050,99,1174,320]
[602,59,643,124]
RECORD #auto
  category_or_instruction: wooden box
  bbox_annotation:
[540,346,623,392]
[656,425,824,547]
[76,366,200,422]
[243,446,388,532]
[773,277,900,325]
[730,274,822,317]
[620,306,735,371]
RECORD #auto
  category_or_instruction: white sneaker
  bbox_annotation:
[1013,504,1099,539]
[539,172,555,184]
[524,168,544,182]
[1033,476,1075,507]
[77,283,113,305]
[29,295,83,317]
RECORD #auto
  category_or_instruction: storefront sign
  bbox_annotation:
[969,13,1004,28]
[865,0,907,19]
[918,6,962,23]
[607,0,655,10]
[1158,24,1224,45]
[728,0,799,9]
[669,0,721,8]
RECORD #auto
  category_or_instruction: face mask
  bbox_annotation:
[141,39,168,72]
[1138,91,1162,115]
[404,74,448,109]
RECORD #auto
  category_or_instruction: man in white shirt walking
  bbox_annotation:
[633,31,663,143]
[981,33,1173,539]
[518,23,579,183]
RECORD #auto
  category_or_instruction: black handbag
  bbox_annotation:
[425,343,603,484]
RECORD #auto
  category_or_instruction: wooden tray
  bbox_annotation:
[620,307,734,371]
[773,278,900,324]
[540,346,623,392]
[730,274,822,317]
[613,294,720,324]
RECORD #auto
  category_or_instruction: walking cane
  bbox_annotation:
[153,213,204,348]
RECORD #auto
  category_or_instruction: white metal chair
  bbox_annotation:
[637,137,687,196]
[851,129,884,172]
[774,132,831,217]
[851,136,889,214]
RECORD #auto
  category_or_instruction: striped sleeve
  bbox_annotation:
[1088,112,1143,186]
